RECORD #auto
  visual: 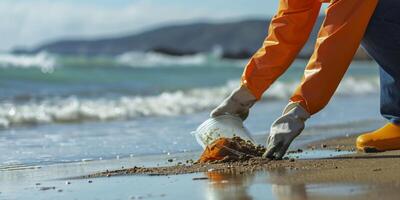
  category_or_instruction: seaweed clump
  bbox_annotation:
[197,136,266,164]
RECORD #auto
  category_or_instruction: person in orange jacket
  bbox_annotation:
[212,0,400,159]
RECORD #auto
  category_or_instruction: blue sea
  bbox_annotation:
[0,52,383,168]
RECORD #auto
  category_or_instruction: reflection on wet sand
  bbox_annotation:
[204,168,400,200]
[206,171,254,200]
[269,168,308,200]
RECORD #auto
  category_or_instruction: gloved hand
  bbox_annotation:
[263,102,310,160]
[211,85,257,120]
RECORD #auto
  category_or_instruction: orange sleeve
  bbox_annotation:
[290,0,379,115]
[241,0,322,100]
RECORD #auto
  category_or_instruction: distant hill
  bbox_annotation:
[13,17,370,60]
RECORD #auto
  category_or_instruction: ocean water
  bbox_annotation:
[0,52,383,167]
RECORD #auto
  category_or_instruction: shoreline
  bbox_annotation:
[81,133,400,185]
[4,130,400,200]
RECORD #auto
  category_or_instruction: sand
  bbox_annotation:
[197,136,266,163]
[305,134,358,151]
[82,133,400,185]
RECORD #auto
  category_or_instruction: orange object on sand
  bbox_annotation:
[198,138,237,163]
[198,137,265,163]
[199,138,227,163]
[241,0,378,115]
[357,123,400,152]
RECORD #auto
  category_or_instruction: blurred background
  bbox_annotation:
[0,0,381,167]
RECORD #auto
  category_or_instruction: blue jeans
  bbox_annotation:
[362,0,400,124]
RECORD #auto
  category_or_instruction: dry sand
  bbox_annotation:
[82,134,400,185]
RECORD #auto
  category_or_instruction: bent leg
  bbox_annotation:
[361,0,400,124]
[357,0,400,152]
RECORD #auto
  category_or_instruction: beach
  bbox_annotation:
[3,130,400,200]
[1,54,395,199]
[2,0,399,198]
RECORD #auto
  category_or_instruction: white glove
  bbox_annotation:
[263,102,310,160]
[211,85,257,120]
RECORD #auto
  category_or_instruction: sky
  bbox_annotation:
[0,0,280,51]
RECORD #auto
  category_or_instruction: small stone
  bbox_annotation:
[192,177,208,181]
[39,186,56,191]
[35,183,41,186]
[88,180,93,183]
[321,144,327,148]
[57,189,63,192]
[65,181,71,185]
[167,159,173,162]
[289,158,295,162]
[297,149,303,153]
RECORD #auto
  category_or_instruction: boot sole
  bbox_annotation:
[359,147,382,153]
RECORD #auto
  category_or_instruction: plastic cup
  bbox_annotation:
[191,115,254,149]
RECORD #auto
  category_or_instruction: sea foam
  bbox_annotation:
[116,51,246,68]
[0,77,378,128]
[0,52,56,73]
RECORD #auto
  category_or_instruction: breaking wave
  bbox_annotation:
[0,81,236,128]
[0,77,378,128]
[117,52,208,67]
[116,51,246,68]
[0,51,246,70]
[0,52,56,73]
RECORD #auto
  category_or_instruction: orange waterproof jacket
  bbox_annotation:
[241,0,379,115]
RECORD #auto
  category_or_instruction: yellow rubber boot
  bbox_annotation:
[356,123,400,153]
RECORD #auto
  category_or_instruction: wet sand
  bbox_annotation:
[4,132,400,200]
[82,134,400,185]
